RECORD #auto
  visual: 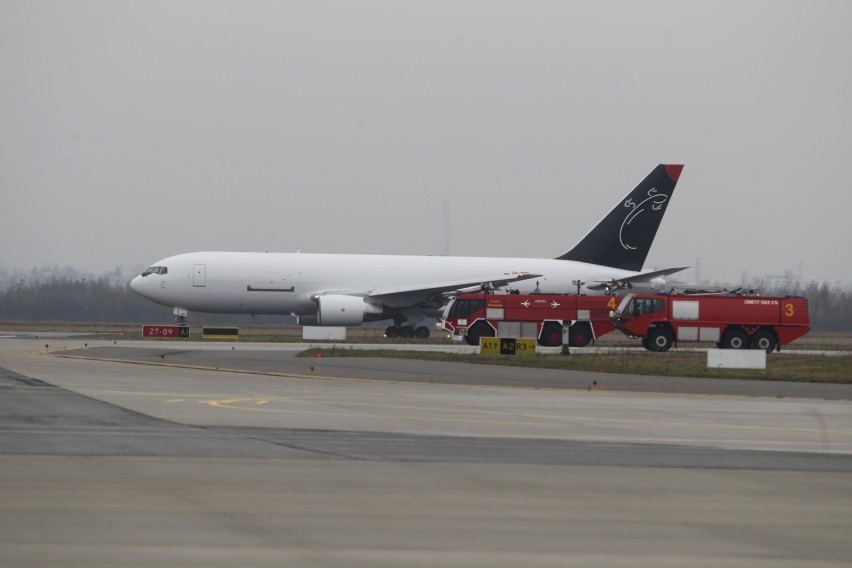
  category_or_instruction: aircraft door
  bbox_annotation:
[193,264,207,287]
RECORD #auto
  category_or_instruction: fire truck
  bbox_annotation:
[610,292,810,352]
[441,293,621,347]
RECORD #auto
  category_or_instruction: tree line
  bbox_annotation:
[0,268,850,331]
[0,268,292,325]
[796,281,851,332]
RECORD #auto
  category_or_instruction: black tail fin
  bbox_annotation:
[557,164,683,271]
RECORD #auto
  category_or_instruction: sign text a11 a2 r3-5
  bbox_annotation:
[479,337,536,356]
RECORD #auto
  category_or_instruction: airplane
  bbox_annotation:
[131,164,686,338]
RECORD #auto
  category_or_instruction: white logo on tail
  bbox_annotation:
[620,188,669,251]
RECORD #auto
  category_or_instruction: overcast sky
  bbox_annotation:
[2,1,850,285]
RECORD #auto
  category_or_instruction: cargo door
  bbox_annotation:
[249,266,294,292]
[193,264,206,287]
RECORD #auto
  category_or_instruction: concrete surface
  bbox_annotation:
[1,338,851,567]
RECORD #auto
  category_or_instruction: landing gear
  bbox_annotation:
[382,311,433,340]
[385,314,409,339]
[384,324,431,339]
[173,307,188,324]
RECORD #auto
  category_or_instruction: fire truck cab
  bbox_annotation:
[611,292,810,352]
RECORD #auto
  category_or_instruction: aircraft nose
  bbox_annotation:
[130,275,143,295]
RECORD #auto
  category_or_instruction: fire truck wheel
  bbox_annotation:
[750,330,777,352]
[722,328,749,349]
[641,338,652,351]
[385,325,400,338]
[465,322,495,346]
[568,323,592,347]
[414,326,430,339]
[539,322,563,347]
[648,328,674,352]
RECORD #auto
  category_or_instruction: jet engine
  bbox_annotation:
[316,295,384,326]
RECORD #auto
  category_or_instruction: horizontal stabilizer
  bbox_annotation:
[586,266,688,291]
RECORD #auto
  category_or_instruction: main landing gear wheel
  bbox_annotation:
[385,325,431,339]
[414,326,430,339]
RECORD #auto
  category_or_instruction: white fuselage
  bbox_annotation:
[130,251,640,316]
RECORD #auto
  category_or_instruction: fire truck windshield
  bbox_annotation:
[449,299,485,319]
[622,297,665,317]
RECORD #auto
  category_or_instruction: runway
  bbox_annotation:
[2,338,852,567]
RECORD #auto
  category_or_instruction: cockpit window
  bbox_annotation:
[141,266,168,277]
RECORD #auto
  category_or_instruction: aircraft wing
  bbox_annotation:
[586,266,689,291]
[366,272,543,302]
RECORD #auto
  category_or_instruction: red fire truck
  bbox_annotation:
[441,293,621,347]
[610,293,810,352]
